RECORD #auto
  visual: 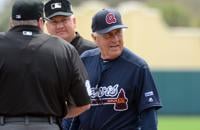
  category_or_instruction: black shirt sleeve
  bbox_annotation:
[68,47,91,106]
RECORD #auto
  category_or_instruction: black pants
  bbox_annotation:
[0,116,60,130]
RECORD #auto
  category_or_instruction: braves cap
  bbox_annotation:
[12,0,43,21]
[92,8,127,34]
[44,0,73,19]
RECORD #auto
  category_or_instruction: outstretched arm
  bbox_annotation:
[65,104,90,118]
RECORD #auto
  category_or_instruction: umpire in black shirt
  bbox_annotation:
[43,0,96,55]
[0,0,91,130]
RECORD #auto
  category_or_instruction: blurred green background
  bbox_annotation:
[158,116,200,130]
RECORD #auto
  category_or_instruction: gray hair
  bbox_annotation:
[10,19,38,28]
[92,32,100,37]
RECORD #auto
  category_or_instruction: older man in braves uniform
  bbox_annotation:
[71,8,162,130]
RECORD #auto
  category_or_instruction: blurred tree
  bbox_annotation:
[0,0,13,31]
[0,12,10,31]
[148,1,191,27]
[0,11,10,31]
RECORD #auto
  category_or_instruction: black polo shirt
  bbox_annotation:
[0,26,90,117]
[71,32,97,55]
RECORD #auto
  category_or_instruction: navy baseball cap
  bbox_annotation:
[44,0,73,19]
[92,8,127,34]
[12,0,43,21]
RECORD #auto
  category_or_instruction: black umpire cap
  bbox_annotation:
[44,0,73,19]
[12,0,43,21]
[92,8,127,34]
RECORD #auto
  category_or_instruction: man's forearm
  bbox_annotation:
[65,104,90,118]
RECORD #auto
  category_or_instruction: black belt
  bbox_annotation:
[0,116,57,125]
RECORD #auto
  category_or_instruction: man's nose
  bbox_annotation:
[56,22,65,28]
[112,34,120,42]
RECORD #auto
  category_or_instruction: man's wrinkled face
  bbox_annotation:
[92,29,124,60]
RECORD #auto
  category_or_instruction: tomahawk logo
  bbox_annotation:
[105,13,117,24]
[91,88,128,111]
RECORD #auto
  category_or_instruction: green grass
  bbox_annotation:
[158,115,200,130]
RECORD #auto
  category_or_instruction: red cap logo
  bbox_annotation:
[105,13,117,24]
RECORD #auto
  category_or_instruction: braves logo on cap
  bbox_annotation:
[105,13,117,24]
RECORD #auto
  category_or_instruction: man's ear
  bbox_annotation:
[72,15,76,28]
[38,17,44,30]
[91,33,96,41]
[91,33,99,47]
